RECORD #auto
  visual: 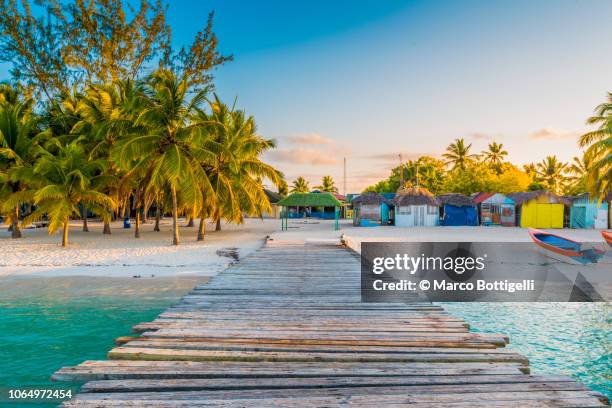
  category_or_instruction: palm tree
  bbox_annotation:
[535,155,568,194]
[579,93,612,200]
[482,142,508,173]
[73,80,142,234]
[315,175,338,193]
[278,179,288,197]
[5,142,115,246]
[291,177,310,193]
[442,138,478,170]
[0,85,42,238]
[199,95,282,232]
[112,69,213,245]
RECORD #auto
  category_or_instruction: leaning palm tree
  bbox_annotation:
[481,142,508,173]
[5,142,115,246]
[0,86,42,238]
[112,69,213,245]
[535,155,568,194]
[315,176,338,193]
[199,95,282,232]
[442,138,478,170]
[579,93,612,200]
[291,177,310,193]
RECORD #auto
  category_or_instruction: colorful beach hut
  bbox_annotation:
[351,193,391,226]
[394,186,440,227]
[472,192,516,226]
[438,193,478,226]
[277,192,342,230]
[569,193,609,229]
[508,191,568,229]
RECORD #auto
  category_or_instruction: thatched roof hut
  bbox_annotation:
[437,193,475,207]
[394,186,440,206]
[352,192,391,206]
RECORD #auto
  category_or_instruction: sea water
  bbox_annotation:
[443,302,611,399]
[0,278,609,407]
[0,276,199,407]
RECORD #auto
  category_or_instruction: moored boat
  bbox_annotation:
[602,230,612,246]
[528,229,605,264]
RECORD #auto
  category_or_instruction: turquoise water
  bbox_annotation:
[443,302,611,399]
[0,277,194,407]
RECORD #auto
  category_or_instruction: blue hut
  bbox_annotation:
[351,192,391,226]
[439,193,478,226]
[569,193,609,229]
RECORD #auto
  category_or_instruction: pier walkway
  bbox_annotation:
[54,239,609,407]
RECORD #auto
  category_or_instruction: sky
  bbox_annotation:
[3,0,612,192]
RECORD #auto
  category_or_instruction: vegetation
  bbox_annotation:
[290,177,310,193]
[315,176,338,193]
[0,0,283,246]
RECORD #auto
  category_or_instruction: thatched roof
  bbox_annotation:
[437,193,475,207]
[394,186,440,206]
[352,192,390,206]
[506,190,571,206]
[264,189,282,204]
[277,192,342,207]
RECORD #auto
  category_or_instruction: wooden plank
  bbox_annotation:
[52,361,530,382]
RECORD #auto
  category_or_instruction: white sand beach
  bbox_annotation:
[1,217,608,279]
[0,218,277,278]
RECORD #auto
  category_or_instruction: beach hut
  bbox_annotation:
[393,187,440,227]
[261,189,282,219]
[472,192,516,226]
[438,193,478,226]
[277,192,342,230]
[351,192,391,226]
[569,193,609,229]
[508,191,568,229]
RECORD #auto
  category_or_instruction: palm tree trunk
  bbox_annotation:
[62,220,69,247]
[103,219,111,235]
[171,186,180,245]
[11,206,21,238]
[142,209,148,224]
[197,217,206,241]
[134,209,141,238]
[186,216,194,227]
[154,206,161,232]
[82,207,89,232]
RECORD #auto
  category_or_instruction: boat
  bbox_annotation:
[602,230,612,246]
[528,229,605,265]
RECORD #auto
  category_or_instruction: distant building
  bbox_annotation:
[393,187,440,227]
[438,193,478,226]
[351,192,391,226]
[507,191,569,229]
[568,193,608,229]
[472,193,516,226]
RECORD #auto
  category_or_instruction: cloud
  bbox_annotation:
[468,132,494,141]
[528,128,580,140]
[286,132,334,145]
[267,148,339,165]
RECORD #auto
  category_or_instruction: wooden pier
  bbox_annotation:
[54,240,610,407]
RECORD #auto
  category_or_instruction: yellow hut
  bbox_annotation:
[508,191,569,229]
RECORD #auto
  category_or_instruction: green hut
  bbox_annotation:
[277,192,342,230]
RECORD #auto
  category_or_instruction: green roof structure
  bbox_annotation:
[277,192,342,207]
[277,192,342,231]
